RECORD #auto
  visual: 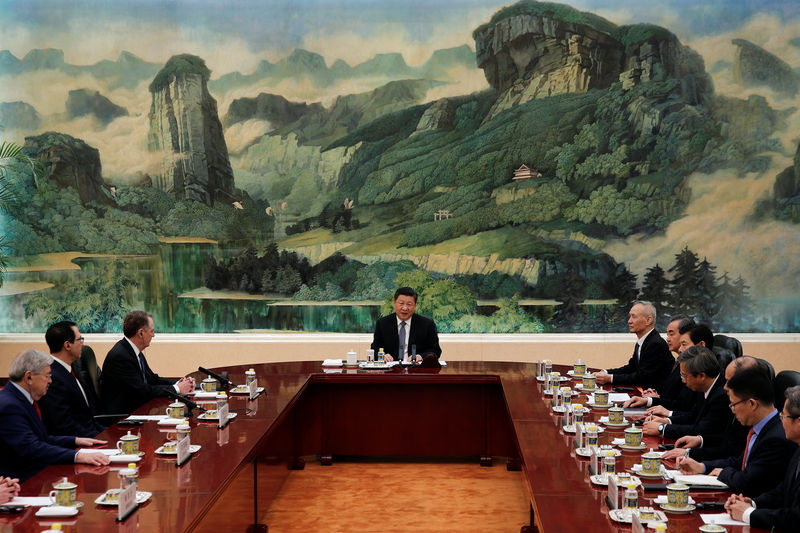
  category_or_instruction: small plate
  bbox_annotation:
[608,508,668,525]
[576,447,621,458]
[95,490,152,506]
[109,454,141,463]
[604,421,631,428]
[631,465,668,478]
[563,425,604,434]
[35,505,81,517]
[620,443,648,451]
[575,384,598,391]
[358,362,392,369]
[552,405,567,413]
[155,444,202,455]
[198,412,238,422]
[699,525,727,532]
[659,503,696,514]
[229,386,265,395]
[590,474,642,487]
[587,402,613,409]
[537,375,570,382]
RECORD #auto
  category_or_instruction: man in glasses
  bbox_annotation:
[675,368,796,497]
[726,385,800,530]
[38,321,105,437]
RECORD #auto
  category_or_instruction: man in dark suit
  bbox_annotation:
[594,300,673,390]
[38,321,105,437]
[100,310,195,417]
[0,350,109,482]
[727,385,800,530]
[643,346,730,440]
[624,315,697,411]
[371,287,441,363]
[676,368,796,497]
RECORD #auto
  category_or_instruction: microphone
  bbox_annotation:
[165,389,205,415]
[199,366,234,390]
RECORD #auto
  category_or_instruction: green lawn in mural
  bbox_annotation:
[1,0,799,333]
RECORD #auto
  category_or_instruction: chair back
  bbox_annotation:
[73,344,102,399]
[774,370,800,410]
[713,334,742,358]
[755,357,776,382]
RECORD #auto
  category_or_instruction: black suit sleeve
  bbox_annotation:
[38,364,103,438]
[608,331,673,389]
[664,379,730,440]
[707,434,797,496]
[101,340,175,415]
[751,448,800,531]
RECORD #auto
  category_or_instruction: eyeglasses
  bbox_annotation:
[75,336,85,342]
[779,412,800,420]
[679,372,693,381]
[729,398,749,412]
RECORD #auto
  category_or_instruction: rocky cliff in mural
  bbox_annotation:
[22,131,113,205]
[147,54,235,206]
[473,3,712,120]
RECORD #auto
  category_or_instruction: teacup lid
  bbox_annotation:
[247,368,255,373]
[170,401,184,407]
[121,431,138,440]
[202,377,216,382]
[666,482,689,490]
[53,480,76,489]
[216,392,227,398]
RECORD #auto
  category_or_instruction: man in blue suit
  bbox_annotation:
[676,368,796,497]
[0,350,109,482]
[38,321,105,437]
[727,385,800,531]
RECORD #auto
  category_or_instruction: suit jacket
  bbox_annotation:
[608,329,673,389]
[38,361,105,438]
[0,384,77,481]
[652,363,697,412]
[752,446,800,532]
[704,413,797,497]
[664,374,730,440]
[690,414,748,461]
[100,338,175,416]
[371,313,441,359]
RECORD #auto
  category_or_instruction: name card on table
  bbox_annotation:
[631,513,644,533]
[176,435,191,466]
[248,379,258,400]
[217,402,230,429]
[590,447,599,475]
[575,423,584,448]
[607,474,619,510]
[117,482,138,521]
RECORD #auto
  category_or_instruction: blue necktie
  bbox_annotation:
[399,322,407,360]
[138,352,147,378]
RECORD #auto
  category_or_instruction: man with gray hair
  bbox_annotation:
[0,349,109,481]
[726,385,800,530]
[594,300,673,390]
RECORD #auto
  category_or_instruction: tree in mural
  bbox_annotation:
[23,261,137,332]
[640,264,670,319]
[667,246,701,316]
[606,266,639,324]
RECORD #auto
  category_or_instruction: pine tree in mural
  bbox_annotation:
[668,246,701,316]
[607,266,639,323]
[640,264,669,318]
[696,257,719,323]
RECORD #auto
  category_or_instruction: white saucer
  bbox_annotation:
[619,443,648,451]
[198,412,238,421]
[576,447,621,458]
[35,505,80,517]
[95,490,152,506]
[590,474,642,487]
[230,386,265,395]
[155,444,202,455]
[659,503,696,514]
[608,508,668,525]
[563,425,604,434]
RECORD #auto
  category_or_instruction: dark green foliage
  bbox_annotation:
[640,264,669,313]
[612,24,674,49]
[205,243,312,295]
[454,271,530,299]
[668,246,700,315]
[23,260,137,332]
[149,54,211,93]
[606,266,639,322]
[473,0,617,38]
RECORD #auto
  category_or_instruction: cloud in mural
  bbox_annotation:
[605,155,799,299]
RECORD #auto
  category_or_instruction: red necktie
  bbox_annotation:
[33,400,42,419]
[742,428,755,469]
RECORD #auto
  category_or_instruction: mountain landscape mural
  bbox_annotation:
[1,0,799,334]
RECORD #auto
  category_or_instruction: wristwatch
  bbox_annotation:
[658,423,665,434]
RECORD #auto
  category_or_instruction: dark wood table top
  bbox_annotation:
[2,361,766,532]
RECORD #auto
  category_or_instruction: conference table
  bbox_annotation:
[1,361,769,532]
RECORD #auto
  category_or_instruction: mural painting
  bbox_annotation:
[1,0,799,334]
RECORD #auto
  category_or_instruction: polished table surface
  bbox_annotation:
[1,361,769,532]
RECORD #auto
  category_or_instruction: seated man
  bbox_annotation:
[663,356,762,462]
[675,368,796,497]
[371,287,441,363]
[101,310,195,416]
[0,477,19,503]
[594,301,673,390]
[38,321,105,437]
[726,385,800,530]
[643,346,729,440]
[0,350,109,482]
[624,316,696,411]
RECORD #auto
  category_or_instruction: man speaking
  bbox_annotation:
[371,287,441,363]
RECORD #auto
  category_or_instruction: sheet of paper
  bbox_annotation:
[701,513,747,526]
[609,393,631,403]
[10,496,53,506]
[126,415,167,421]
[673,474,728,487]
[77,448,120,455]
[322,359,342,367]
